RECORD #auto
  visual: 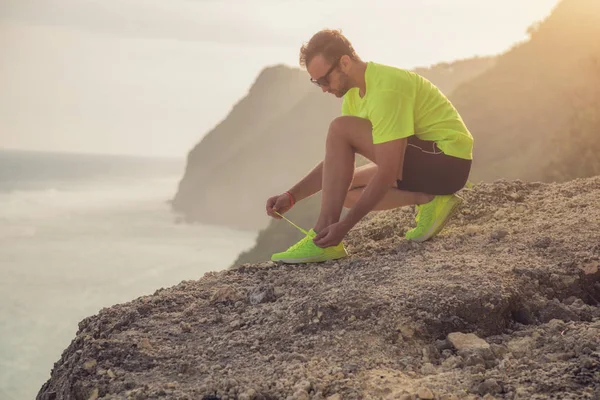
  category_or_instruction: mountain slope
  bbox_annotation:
[449,0,600,182]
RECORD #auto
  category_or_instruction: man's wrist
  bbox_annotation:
[286,190,298,203]
[283,191,296,206]
[339,218,355,232]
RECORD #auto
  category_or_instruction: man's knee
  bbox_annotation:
[328,116,371,139]
[327,117,347,141]
[327,117,375,161]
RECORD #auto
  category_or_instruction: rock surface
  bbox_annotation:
[38,176,600,399]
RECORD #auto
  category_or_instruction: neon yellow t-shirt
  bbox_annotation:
[341,62,473,160]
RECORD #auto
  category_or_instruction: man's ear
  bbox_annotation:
[340,54,352,71]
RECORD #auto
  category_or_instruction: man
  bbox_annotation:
[265,29,473,264]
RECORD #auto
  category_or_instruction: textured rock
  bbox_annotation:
[37,177,600,399]
[448,333,490,352]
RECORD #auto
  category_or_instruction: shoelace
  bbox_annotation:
[418,203,437,226]
[287,235,312,252]
[273,211,315,252]
[273,211,310,235]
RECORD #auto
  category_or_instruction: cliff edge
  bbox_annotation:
[38,176,600,400]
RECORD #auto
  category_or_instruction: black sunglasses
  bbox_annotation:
[310,58,340,87]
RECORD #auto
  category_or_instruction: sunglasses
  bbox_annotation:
[310,58,340,87]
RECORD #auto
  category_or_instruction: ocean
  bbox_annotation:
[0,149,257,400]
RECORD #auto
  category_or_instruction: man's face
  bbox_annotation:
[307,54,351,98]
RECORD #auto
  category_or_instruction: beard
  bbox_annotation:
[332,71,352,97]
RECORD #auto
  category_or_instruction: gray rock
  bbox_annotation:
[491,229,508,240]
[416,387,435,399]
[532,236,552,249]
[248,285,276,305]
[448,332,490,352]
[478,378,501,395]
[210,286,244,304]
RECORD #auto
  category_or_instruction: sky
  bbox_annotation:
[0,0,560,158]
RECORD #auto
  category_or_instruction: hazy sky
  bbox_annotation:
[0,0,559,157]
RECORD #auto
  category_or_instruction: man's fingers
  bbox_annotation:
[266,198,276,215]
[270,210,280,219]
[314,231,328,244]
[314,237,328,248]
[266,207,279,219]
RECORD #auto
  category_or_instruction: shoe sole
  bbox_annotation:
[408,196,462,243]
[272,251,348,264]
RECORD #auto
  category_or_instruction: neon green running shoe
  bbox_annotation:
[271,229,348,264]
[405,194,463,242]
[405,202,437,241]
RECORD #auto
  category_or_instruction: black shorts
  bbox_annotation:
[396,135,472,195]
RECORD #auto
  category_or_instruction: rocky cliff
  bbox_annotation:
[38,176,600,399]
[450,0,600,182]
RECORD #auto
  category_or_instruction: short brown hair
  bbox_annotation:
[299,29,360,68]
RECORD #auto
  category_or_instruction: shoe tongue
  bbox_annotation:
[287,234,311,251]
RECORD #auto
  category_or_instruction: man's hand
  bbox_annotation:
[313,221,351,248]
[266,193,293,218]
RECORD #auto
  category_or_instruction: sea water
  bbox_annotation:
[0,149,257,399]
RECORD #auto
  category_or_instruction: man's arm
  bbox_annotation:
[340,138,406,229]
[285,161,324,203]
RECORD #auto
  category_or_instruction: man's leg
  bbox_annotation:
[271,116,433,264]
[392,136,471,242]
[314,116,431,232]
[343,163,433,211]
